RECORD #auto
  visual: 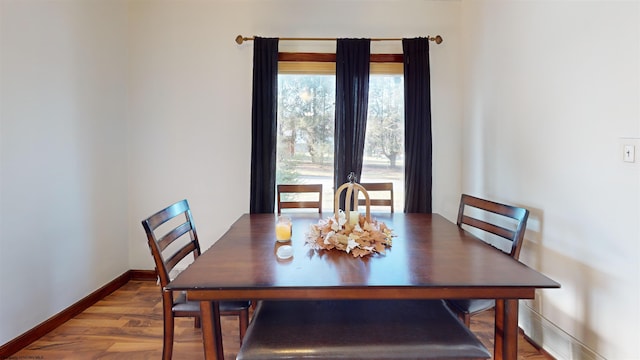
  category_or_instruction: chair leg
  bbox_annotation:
[453,308,472,328]
[162,310,175,360]
[239,308,249,344]
[463,313,471,328]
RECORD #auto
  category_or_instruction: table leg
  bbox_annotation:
[494,299,504,360]
[200,301,224,360]
[494,299,519,360]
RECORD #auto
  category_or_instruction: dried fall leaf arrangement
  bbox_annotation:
[305,210,394,258]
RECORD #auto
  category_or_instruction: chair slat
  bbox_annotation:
[279,201,322,209]
[146,201,190,230]
[158,221,193,251]
[165,242,198,272]
[460,215,516,241]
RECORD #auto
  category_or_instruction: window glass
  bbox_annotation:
[361,75,404,212]
[276,70,404,212]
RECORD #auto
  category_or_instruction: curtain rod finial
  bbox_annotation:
[433,35,443,44]
[235,35,245,45]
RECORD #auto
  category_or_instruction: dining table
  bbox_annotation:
[166,212,560,360]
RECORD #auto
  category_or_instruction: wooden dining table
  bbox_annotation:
[166,212,560,360]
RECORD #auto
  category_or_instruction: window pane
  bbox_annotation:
[276,74,336,211]
[276,72,405,213]
[361,75,405,212]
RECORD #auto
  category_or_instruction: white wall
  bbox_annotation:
[126,0,463,269]
[0,0,129,345]
[460,1,640,359]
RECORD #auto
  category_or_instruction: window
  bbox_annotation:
[276,61,404,211]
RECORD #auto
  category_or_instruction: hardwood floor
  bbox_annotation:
[11,280,552,360]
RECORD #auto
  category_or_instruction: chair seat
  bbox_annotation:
[446,299,495,316]
[237,299,490,360]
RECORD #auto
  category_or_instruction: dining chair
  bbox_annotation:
[446,194,530,327]
[237,299,490,360]
[277,184,323,213]
[141,199,251,360]
[357,182,394,212]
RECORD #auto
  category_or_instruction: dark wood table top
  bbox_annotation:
[167,213,559,301]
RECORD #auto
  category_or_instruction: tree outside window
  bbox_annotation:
[276,73,404,211]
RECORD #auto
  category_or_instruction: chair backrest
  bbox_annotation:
[277,184,323,214]
[357,182,394,213]
[456,194,529,259]
[141,199,201,288]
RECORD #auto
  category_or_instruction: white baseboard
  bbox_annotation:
[519,303,605,360]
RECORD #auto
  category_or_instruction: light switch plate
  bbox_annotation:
[623,145,635,162]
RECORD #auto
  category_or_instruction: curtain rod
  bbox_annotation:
[235,34,443,45]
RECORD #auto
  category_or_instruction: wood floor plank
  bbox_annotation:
[63,318,130,328]
[11,280,552,360]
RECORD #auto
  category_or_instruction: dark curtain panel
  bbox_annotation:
[402,38,432,213]
[249,37,279,213]
[334,38,371,210]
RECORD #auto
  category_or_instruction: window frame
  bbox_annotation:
[276,52,405,211]
[278,53,403,75]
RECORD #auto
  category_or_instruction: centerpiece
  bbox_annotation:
[305,176,394,258]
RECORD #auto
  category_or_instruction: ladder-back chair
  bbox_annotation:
[277,184,323,214]
[141,199,251,360]
[357,182,394,213]
[446,194,529,327]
